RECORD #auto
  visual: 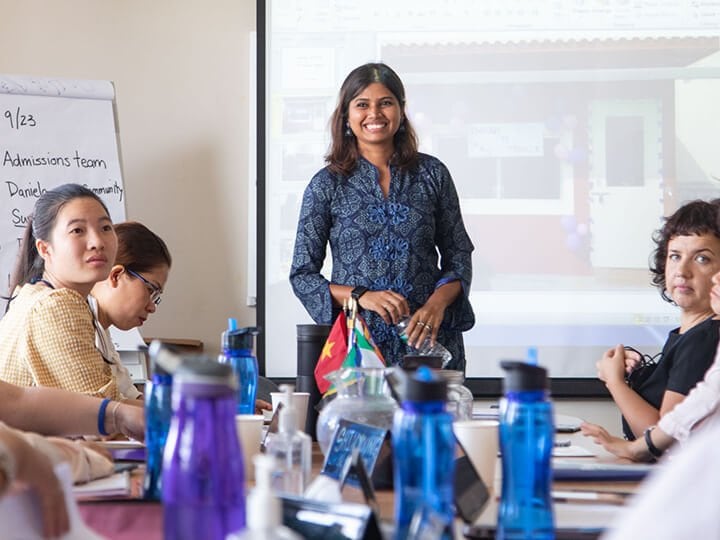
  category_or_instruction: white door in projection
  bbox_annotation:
[588,99,663,269]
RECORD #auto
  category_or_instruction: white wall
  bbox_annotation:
[0,0,257,356]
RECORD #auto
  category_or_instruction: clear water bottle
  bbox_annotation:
[393,367,455,540]
[143,365,172,500]
[439,369,474,420]
[497,361,554,540]
[395,315,452,367]
[162,358,246,539]
[219,318,260,415]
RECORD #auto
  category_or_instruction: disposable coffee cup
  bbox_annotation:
[453,419,499,494]
[270,392,310,434]
[235,414,264,481]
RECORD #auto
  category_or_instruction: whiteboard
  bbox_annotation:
[0,74,127,291]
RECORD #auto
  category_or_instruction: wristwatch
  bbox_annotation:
[351,286,369,302]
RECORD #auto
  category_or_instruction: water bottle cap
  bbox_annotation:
[403,366,447,402]
[500,360,548,392]
[222,326,260,350]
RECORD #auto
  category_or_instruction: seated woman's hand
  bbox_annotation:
[623,347,642,374]
[255,399,272,415]
[596,344,627,386]
[580,421,633,460]
[7,431,70,539]
[114,402,145,442]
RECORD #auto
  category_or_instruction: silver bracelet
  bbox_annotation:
[0,440,17,496]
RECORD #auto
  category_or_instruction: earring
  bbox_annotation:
[344,122,353,137]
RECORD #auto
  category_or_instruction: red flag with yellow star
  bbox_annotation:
[314,311,349,393]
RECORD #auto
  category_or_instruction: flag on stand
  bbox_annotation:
[314,299,385,395]
[314,311,349,394]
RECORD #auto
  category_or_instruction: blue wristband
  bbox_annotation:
[98,398,111,436]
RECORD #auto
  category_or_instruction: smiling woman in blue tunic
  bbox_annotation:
[289,63,475,370]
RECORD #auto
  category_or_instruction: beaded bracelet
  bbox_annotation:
[97,398,111,436]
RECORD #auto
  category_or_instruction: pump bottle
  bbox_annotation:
[265,385,312,495]
[228,454,302,540]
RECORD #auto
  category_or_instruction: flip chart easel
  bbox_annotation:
[0,74,127,292]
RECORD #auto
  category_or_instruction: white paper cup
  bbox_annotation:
[235,414,264,481]
[453,419,499,494]
[270,391,310,433]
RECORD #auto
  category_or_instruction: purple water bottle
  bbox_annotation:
[162,358,246,539]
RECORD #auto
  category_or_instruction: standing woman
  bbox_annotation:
[290,63,474,370]
[0,183,125,399]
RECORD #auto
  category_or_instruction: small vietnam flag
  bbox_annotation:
[314,311,349,394]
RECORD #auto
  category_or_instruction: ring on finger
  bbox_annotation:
[425,323,433,331]
[417,321,427,328]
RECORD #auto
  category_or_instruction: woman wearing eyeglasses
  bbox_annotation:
[89,221,171,400]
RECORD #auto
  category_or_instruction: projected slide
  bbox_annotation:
[262,0,720,380]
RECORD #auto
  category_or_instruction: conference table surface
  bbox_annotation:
[77,426,645,539]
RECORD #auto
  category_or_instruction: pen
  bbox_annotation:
[552,490,627,505]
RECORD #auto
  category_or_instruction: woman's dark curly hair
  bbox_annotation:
[650,199,720,303]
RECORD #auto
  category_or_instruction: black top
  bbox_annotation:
[622,317,720,440]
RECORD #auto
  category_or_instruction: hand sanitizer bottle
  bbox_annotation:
[265,385,312,495]
[227,454,302,540]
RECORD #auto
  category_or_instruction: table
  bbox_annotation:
[77,431,644,539]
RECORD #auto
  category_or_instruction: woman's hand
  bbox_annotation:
[596,344,628,387]
[9,432,70,538]
[623,347,642,374]
[114,403,145,442]
[580,421,635,460]
[255,399,272,415]
[405,302,447,348]
[358,290,409,325]
[406,281,462,347]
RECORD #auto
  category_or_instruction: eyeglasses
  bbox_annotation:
[126,268,163,305]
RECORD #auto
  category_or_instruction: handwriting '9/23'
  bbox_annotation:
[4,107,37,130]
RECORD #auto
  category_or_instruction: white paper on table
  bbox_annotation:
[72,472,131,499]
[0,463,105,539]
[553,444,596,457]
[97,440,145,451]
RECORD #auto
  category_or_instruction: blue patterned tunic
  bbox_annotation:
[290,153,475,370]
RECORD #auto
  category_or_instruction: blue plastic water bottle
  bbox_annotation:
[393,366,455,540]
[497,361,555,540]
[219,319,260,415]
[143,365,172,500]
[162,358,246,539]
